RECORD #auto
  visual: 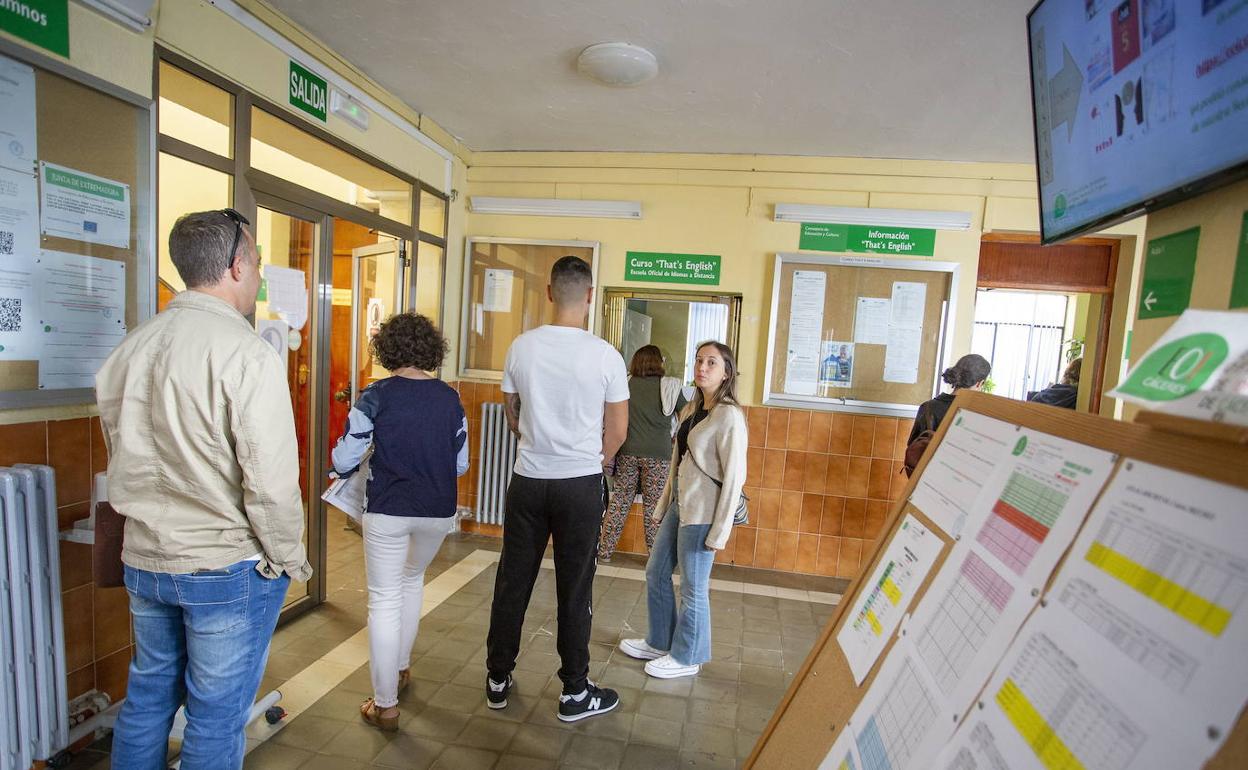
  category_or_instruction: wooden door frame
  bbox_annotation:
[977,233,1121,413]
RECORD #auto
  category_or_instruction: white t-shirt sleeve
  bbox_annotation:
[603,346,629,403]
[501,342,518,394]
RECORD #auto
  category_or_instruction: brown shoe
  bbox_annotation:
[359,697,399,732]
[398,668,411,694]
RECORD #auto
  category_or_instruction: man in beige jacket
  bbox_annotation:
[96,209,310,770]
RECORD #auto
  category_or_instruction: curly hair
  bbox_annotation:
[369,312,448,372]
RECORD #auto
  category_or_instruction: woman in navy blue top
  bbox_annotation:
[331,312,468,731]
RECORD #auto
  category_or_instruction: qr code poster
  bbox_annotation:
[0,165,42,362]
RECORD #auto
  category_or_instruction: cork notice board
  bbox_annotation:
[747,390,1248,770]
[763,253,958,419]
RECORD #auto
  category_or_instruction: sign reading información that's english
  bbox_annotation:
[799,223,937,256]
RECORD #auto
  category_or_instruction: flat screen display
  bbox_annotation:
[1028,0,1248,242]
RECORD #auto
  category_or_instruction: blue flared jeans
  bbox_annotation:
[644,494,715,666]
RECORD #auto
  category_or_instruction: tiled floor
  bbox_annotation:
[64,511,842,769]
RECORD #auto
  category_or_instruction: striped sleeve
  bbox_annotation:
[331,386,380,477]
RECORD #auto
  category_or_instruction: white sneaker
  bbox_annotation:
[644,654,701,679]
[618,638,666,661]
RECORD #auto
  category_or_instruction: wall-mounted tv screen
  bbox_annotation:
[1028,0,1248,243]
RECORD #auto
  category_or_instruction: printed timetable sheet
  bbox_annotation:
[908,411,1018,537]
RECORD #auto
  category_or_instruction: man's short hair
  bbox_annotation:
[550,255,593,305]
[168,211,243,289]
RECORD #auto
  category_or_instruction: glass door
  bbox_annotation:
[352,240,405,396]
[254,201,326,610]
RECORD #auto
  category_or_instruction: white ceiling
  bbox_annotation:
[267,0,1041,163]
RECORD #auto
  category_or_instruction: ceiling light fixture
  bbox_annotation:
[774,204,972,231]
[470,196,642,219]
[577,43,659,87]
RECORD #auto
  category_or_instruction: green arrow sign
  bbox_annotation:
[1230,212,1248,310]
[625,252,720,285]
[0,0,68,57]
[799,223,936,256]
[289,60,327,122]
[1139,227,1199,319]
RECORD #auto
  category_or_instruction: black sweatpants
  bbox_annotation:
[486,472,605,694]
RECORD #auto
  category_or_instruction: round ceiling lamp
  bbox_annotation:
[577,42,659,87]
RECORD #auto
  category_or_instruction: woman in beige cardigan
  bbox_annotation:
[618,341,748,678]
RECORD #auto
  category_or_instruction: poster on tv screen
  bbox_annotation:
[1029,0,1248,242]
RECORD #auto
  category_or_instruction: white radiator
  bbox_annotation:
[0,464,68,770]
[474,403,517,526]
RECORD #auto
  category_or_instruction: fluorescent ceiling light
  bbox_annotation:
[774,204,971,230]
[470,197,642,219]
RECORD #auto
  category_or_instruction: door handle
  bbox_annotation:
[334,384,352,403]
[298,363,309,386]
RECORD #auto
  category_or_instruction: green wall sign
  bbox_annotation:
[1139,227,1200,319]
[288,60,327,122]
[0,0,68,57]
[1230,212,1248,310]
[799,223,936,256]
[625,252,720,285]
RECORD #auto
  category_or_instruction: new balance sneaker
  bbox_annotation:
[618,638,666,661]
[644,654,700,679]
[486,674,513,709]
[557,682,620,722]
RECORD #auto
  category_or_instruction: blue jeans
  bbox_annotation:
[111,561,289,770]
[644,498,715,666]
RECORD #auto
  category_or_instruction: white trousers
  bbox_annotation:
[362,513,450,707]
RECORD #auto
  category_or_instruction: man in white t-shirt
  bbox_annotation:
[485,256,629,722]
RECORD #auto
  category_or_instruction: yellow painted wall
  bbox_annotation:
[458,152,1148,408]
[1126,178,1248,377]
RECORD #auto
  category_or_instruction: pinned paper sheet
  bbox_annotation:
[853,297,890,345]
[0,54,36,172]
[0,165,41,361]
[39,162,131,249]
[37,250,127,389]
[838,514,945,684]
[258,319,289,370]
[483,268,513,312]
[846,638,952,770]
[264,265,308,330]
[785,270,826,395]
[908,411,1019,538]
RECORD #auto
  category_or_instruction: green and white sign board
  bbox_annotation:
[0,0,68,58]
[39,161,130,248]
[289,60,327,122]
[1230,211,1248,310]
[625,252,720,285]
[1110,310,1248,426]
[1138,226,1200,319]
[799,223,936,256]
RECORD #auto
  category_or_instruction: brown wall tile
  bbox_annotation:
[865,500,891,540]
[753,529,777,569]
[828,414,853,454]
[803,454,829,494]
[846,457,871,497]
[868,459,893,500]
[872,418,899,459]
[0,421,47,467]
[765,409,789,449]
[894,420,912,459]
[762,449,786,489]
[62,585,94,673]
[745,447,765,489]
[94,585,131,659]
[799,494,823,534]
[843,498,867,539]
[825,455,849,494]
[785,411,810,451]
[746,407,768,448]
[758,489,782,531]
[96,645,132,702]
[820,497,844,536]
[849,416,875,456]
[890,461,908,501]
[778,491,803,532]
[773,532,798,572]
[782,452,806,492]
[49,418,93,506]
[91,417,109,477]
[66,664,95,701]
[806,412,832,454]
[734,527,757,567]
[58,500,90,532]
[60,541,93,591]
[795,534,820,574]
[839,539,865,578]
[817,536,842,577]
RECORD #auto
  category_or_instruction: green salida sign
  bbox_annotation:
[289,60,327,122]
[0,0,68,57]
[800,223,936,256]
[625,252,720,285]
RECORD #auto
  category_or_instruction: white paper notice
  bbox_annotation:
[817,728,862,770]
[838,514,946,684]
[883,324,922,384]
[909,411,1019,538]
[0,54,37,172]
[37,250,127,389]
[785,270,826,395]
[39,162,131,249]
[1048,460,1248,741]
[853,297,890,345]
[263,265,308,331]
[889,281,926,329]
[847,638,952,770]
[0,166,41,360]
[961,605,1212,770]
[257,319,289,370]
[483,268,513,312]
[962,429,1115,586]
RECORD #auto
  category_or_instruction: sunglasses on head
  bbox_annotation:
[220,208,250,269]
